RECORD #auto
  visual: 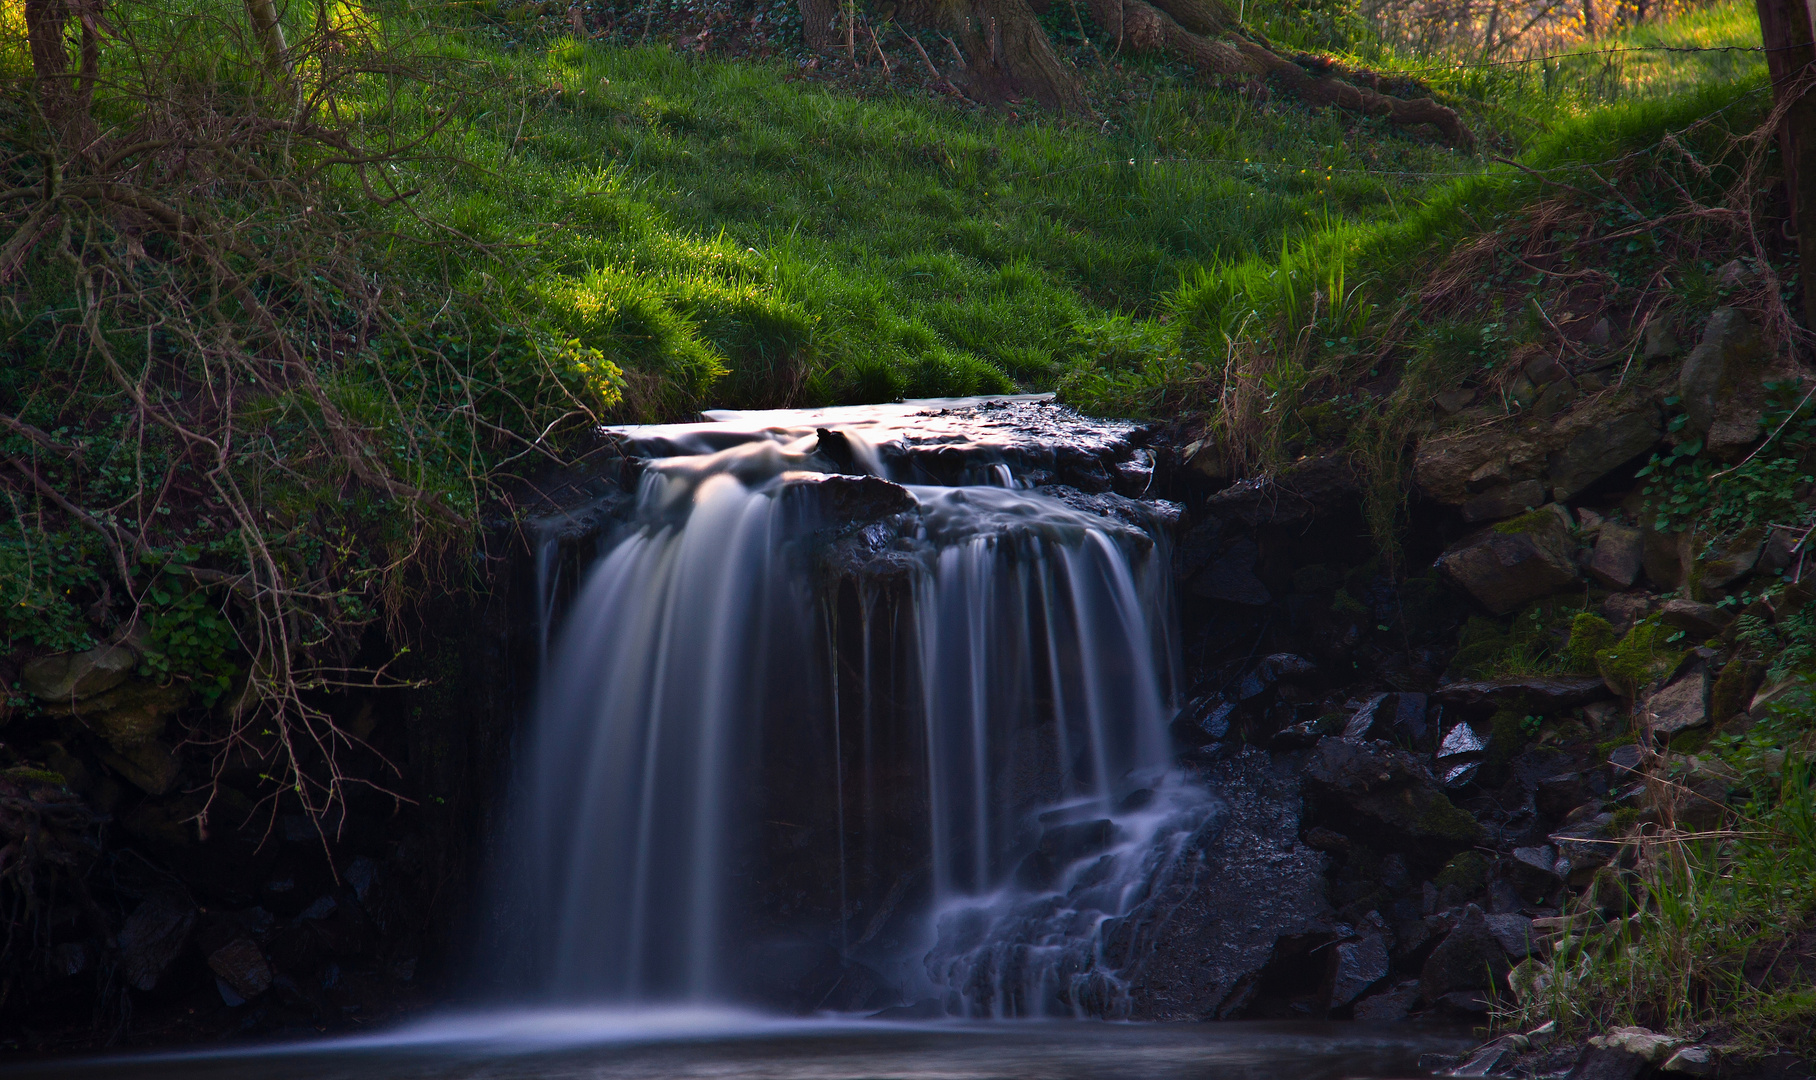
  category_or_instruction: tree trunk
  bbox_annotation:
[24,0,99,151]
[799,0,844,49]
[960,0,1091,112]
[1756,0,1816,327]
[246,0,291,73]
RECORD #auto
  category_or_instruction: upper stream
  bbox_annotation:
[499,396,1211,1017]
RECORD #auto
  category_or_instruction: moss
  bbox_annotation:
[1595,734,1638,758]
[1611,807,1644,835]
[1450,615,1513,677]
[1493,508,1565,536]
[1434,850,1492,891]
[1595,616,1683,699]
[1563,613,1619,674]
[1331,588,1369,616]
[1418,793,1488,844]
[2,767,66,786]
[1710,659,1764,725]
[1482,707,1534,784]
[1669,727,1713,755]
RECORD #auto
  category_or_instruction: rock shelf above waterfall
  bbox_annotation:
[605,395,1157,494]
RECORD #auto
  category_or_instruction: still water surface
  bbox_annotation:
[0,1008,1473,1080]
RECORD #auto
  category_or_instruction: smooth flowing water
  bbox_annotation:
[0,1011,1473,1079]
[499,398,1201,1014]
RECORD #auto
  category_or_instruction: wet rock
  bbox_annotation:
[1016,819,1115,889]
[1609,743,1645,773]
[1302,737,1484,850]
[206,937,273,1000]
[119,894,197,991]
[1462,481,1547,524]
[779,473,918,525]
[1548,409,1663,502]
[1420,905,1510,1003]
[1328,931,1390,1009]
[1111,450,1155,497]
[1588,525,1645,589]
[1233,654,1316,701]
[21,644,136,701]
[1352,979,1421,1020]
[1111,747,1331,1020]
[1340,692,1431,749]
[1437,721,1487,760]
[1341,693,1392,742]
[1644,666,1709,735]
[1437,508,1580,615]
[1173,696,1236,742]
[1660,599,1728,640]
[102,739,182,796]
[1434,677,1610,713]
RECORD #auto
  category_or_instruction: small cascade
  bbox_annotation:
[502,398,1202,1014]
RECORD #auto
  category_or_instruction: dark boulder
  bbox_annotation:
[1434,677,1610,714]
[118,895,197,991]
[1302,737,1485,851]
[206,937,273,1001]
[1548,409,1663,502]
[1110,748,1332,1020]
[1352,979,1421,1020]
[1328,931,1390,1009]
[1420,904,1510,1003]
[1436,510,1581,615]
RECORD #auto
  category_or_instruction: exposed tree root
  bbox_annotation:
[791,0,1471,146]
[1088,0,1474,146]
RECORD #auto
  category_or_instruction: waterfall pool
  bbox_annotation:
[0,1010,1475,1079]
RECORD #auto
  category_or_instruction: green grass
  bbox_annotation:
[375,18,1491,410]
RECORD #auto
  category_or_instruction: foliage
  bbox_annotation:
[1507,688,1816,1056]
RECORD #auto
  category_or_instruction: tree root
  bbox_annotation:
[1089,0,1472,145]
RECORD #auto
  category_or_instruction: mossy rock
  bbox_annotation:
[1417,792,1487,845]
[1563,613,1618,674]
[1595,616,1682,699]
[1493,507,1572,536]
[1709,659,1765,725]
[1433,850,1491,891]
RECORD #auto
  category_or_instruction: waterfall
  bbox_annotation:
[502,401,1192,1015]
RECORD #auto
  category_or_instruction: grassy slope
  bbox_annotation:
[388,13,1480,412]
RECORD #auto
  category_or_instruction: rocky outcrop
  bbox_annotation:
[1436,508,1581,614]
[1109,748,1332,1019]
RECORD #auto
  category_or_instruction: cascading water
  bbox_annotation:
[501,398,1206,1016]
